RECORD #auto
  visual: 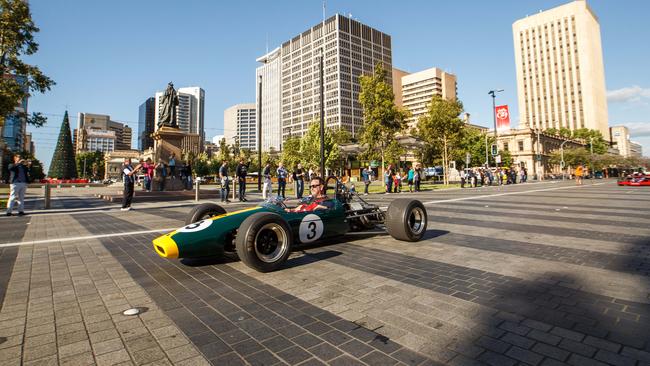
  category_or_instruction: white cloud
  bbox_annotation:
[607,86,650,103]
[625,122,650,137]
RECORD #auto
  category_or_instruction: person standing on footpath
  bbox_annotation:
[575,164,584,185]
[142,158,154,192]
[219,160,231,203]
[262,162,272,200]
[155,160,167,191]
[276,162,288,199]
[6,154,31,216]
[414,164,422,192]
[236,158,249,202]
[293,163,305,199]
[168,153,176,179]
[121,158,143,211]
[362,165,373,195]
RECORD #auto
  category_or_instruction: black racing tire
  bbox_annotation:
[235,212,293,272]
[385,199,427,242]
[185,203,227,225]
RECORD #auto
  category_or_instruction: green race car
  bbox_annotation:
[153,177,428,272]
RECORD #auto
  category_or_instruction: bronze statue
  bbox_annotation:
[158,82,179,129]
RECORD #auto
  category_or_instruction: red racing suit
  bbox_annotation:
[293,196,332,212]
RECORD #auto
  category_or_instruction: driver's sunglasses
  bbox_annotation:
[310,184,321,188]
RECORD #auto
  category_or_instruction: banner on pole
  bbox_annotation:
[495,105,510,132]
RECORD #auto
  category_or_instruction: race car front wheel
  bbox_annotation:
[185,203,227,225]
[385,199,428,242]
[236,212,293,272]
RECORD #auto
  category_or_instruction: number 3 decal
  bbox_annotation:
[299,214,324,243]
[177,219,213,233]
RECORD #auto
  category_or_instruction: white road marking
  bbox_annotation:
[0,228,176,248]
[423,182,607,205]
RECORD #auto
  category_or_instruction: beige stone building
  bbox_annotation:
[224,104,257,150]
[496,128,585,178]
[75,113,132,153]
[513,0,609,138]
[609,125,643,158]
[391,67,410,107]
[394,67,457,129]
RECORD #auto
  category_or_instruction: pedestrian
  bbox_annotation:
[155,160,167,191]
[5,154,31,216]
[235,158,249,202]
[362,165,373,195]
[384,164,393,193]
[393,170,401,193]
[219,160,231,203]
[276,162,288,199]
[575,164,584,185]
[184,162,193,190]
[414,164,421,192]
[262,162,272,200]
[308,166,314,181]
[142,158,154,192]
[121,158,143,211]
[293,163,305,199]
[168,153,176,179]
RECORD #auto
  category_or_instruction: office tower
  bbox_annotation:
[138,97,155,151]
[513,0,608,137]
[224,104,257,150]
[397,67,457,129]
[256,47,282,151]
[2,76,28,152]
[257,14,392,148]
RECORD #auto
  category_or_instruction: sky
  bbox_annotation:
[25,0,650,170]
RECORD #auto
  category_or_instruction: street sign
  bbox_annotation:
[535,154,542,162]
[495,155,502,164]
[465,152,471,166]
[491,144,499,156]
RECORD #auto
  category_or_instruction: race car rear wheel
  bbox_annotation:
[385,199,427,242]
[236,212,293,272]
[185,203,227,225]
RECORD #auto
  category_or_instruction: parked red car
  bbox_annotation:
[618,173,650,186]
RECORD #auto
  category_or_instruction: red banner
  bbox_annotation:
[495,105,510,131]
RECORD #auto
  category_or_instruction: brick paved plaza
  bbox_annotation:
[0,180,649,366]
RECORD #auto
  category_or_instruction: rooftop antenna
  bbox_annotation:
[265,32,269,54]
[322,0,326,23]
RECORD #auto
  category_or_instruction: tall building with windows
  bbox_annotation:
[2,76,28,152]
[513,0,608,138]
[396,67,457,129]
[256,47,282,151]
[155,86,205,150]
[224,104,257,150]
[75,113,131,153]
[258,14,391,145]
[138,97,155,151]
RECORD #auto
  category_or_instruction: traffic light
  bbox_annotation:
[490,144,498,156]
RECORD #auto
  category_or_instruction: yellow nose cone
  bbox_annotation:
[153,234,179,259]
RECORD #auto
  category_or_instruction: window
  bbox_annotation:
[518,141,524,151]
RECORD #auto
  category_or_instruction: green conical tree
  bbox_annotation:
[48,111,77,179]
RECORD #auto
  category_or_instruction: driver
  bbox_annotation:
[286,177,334,212]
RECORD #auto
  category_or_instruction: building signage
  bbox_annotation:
[495,105,510,131]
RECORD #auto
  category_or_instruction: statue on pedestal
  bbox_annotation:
[158,82,179,129]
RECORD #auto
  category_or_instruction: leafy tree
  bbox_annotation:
[0,0,55,176]
[358,62,408,177]
[384,139,405,169]
[416,95,465,185]
[544,128,559,136]
[571,128,608,154]
[299,121,340,175]
[558,127,572,138]
[217,138,231,164]
[280,136,301,170]
[75,150,105,180]
[193,152,210,177]
[48,111,77,179]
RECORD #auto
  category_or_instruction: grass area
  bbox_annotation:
[0,187,8,207]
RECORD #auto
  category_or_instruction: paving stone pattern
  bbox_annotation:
[101,232,438,365]
[0,247,18,311]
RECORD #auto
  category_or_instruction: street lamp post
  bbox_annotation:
[319,48,325,178]
[560,140,568,180]
[536,128,542,180]
[488,89,504,167]
[257,75,262,191]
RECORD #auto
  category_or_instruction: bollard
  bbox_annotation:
[195,180,200,202]
[43,183,51,209]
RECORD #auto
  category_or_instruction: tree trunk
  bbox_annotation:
[443,136,448,186]
[381,152,385,192]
